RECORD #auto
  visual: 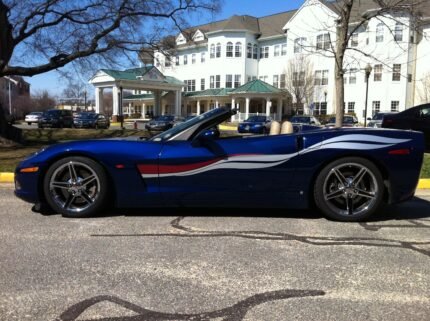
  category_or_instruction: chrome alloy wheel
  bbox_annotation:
[49,161,100,213]
[322,163,379,217]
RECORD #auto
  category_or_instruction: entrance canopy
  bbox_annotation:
[89,66,184,118]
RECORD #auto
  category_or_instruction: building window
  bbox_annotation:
[210,76,215,89]
[260,46,269,59]
[349,69,357,84]
[293,72,305,87]
[372,101,380,115]
[235,42,242,57]
[294,37,306,53]
[394,23,403,41]
[281,43,287,56]
[392,64,401,81]
[201,78,205,91]
[183,55,188,65]
[215,75,221,88]
[315,70,329,85]
[210,44,215,58]
[320,102,327,115]
[253,44,258,59]
[155,58,160,67]
[216,43,221,58]
[247,43,252,58]
[226,42,233,57]
[192,54,196,64]
[165,58,171,67]
[201,52,206,63]
[374,64,382,81]
[348,102,355,113]
[273,75,279,87]
[184,80,195,92]
[376,23,384,43]
[391,100,399,112]
[175,56,179,66]
[316,33,330,50]
[274,45,280,57]
[350,33,358,47]
[280,74,286,89]
[234,75,241,88]
[226,74,233,88]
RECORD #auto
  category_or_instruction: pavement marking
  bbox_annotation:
[0,172,14,183]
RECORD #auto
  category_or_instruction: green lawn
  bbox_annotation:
[1,128,430,178]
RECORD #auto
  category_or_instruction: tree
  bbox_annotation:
[418,72,430,104]
[0,0,219,141]
[284,55,315,115]
[302,0,427,127]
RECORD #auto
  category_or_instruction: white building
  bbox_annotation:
[98,0,430,122]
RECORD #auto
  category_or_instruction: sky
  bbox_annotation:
[25,0,305,97]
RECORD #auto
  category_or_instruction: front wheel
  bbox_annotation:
[313,157,384,221]
[43,157,109,217]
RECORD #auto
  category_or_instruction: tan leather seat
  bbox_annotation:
[281,121,294,134]
[269,121,281,135]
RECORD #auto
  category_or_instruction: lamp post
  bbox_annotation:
[364,64,372,127]
[83,89,87,111]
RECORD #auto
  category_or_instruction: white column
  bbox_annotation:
[265,98,271,116]
[128,103,132,115]
[277,99,283,121]
[175,90,182,116]
[215,100,219,108]
[197,100,201,115]
[142,103,146,118]
[230,98,236,122]
[95,87,104,114]
[245,97,250,119]
[112,86,119,117]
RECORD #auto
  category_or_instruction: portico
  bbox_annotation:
[89,66,183,121]
[229,80,291,122]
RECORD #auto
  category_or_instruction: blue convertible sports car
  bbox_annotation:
[15,107,425,221]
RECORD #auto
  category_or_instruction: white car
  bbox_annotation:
[25,112,43,125]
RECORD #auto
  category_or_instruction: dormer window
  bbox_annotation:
[176,33,187,45]
[192,30,205,42]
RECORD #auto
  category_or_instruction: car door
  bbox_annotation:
[157,134,300,208]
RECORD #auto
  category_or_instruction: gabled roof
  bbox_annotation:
[184,88,234,97]
[101,67,153,81]
[230,79,283,94]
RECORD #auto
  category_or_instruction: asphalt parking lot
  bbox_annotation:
[0,184,429,321]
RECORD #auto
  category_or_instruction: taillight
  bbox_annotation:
[388,149,410,155]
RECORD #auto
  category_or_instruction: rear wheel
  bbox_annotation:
[43,157,109,217]
[313,157,384,221]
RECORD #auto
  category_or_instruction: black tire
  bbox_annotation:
[28,122,31,125]
[313,157,384,222]
[43,156,109,218]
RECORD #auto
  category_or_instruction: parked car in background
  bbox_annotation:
[325,115,359,128]
[382,103,430,150]
[38,109,73,128]
[290,115,321,126]
[73,112,110,129]
[366,112,397,128]
[238,115,272,134]
[145,115,175,133]
[25,112,43,125]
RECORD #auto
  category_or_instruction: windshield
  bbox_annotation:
[75,113,96,119]
[151,108,229,141]
[43,110,60,116]
[245,116,267,122]
[291,116,310,123]
[372,113,386,120]
[154,115,174,122]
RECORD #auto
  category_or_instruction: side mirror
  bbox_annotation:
[192,128,219,147]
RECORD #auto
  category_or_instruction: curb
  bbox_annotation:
[1,172,430,189]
